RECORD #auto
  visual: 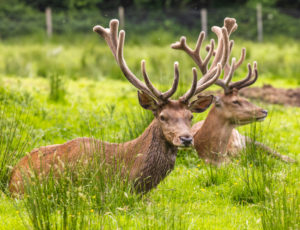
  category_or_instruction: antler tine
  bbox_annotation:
[203,39,215,71]
[141,60,162,99]
[224,44,246,77]
[229,40,234,51]
[219,61,257,93]
[170,36,195,57]
[179,67,198,102]
[224,58,236,85]
[171,18,257,96]
[229,63,252,89]
[110,19,119,52]
[116,30,155,97]
[95,19,186,103]
[195,31,205,54]
[206,26,230,77]
[223,40,234,76]
[197,17,237,73]
[211,18,256,94]
[209,18,237,74]
[210,26,224,68]
[171,32,214,75]
[224,17,238,35]
[141,60,179,101]
[233,62,258,90]
[171,24,228,97]
[215,58,236,94]
[235,47,246,69]
[94,20,154,97]
[195,63,222,95]
[220,28,230,68]
[192,27,229,95]
[162,62,180,99]
[93,19,119,59]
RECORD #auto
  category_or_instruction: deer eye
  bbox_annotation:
[233,100,241,106]
[190,115,194,120]
[159,115,166,121]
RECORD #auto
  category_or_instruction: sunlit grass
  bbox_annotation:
[0,38,299,229]
[0,37,299,87]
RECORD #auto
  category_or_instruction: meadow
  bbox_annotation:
[0,33,299,229]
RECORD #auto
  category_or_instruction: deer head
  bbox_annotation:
[213,89,268,126]
[171,17,268,127]
[93,19,226,147]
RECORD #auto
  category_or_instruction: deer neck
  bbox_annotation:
[122,119,177,192]
[194,106,234,159]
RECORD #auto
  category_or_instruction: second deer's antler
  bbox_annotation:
[172,17,257,95]
[214,18,258,94]
[171,21,228,100]
[216,61,258,94]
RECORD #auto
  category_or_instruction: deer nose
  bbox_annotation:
[179,135,193,146]
[262,110,268,116]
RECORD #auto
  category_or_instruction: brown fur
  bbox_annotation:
[10,17,218,195]
[10,99,213,195]
[193,91,265,165]
[192,91,295,165]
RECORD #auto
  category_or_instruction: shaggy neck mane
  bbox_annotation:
[120,119,177,192]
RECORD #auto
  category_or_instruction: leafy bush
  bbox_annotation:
[0,5,299,40]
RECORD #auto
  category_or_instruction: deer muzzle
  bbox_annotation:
[179,135,193,147]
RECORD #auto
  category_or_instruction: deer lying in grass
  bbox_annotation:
[172,18,295,165]
[9,19,230,195]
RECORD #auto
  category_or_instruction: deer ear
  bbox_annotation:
[189,95,214,113]
[214,96,222,107]
[138,91,158,111]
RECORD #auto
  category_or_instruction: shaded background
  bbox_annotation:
[0,0,299,40]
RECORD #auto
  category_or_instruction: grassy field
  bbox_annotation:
[0,36,299,229]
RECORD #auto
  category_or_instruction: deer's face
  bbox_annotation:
[215,90,268,126]
[138,92,214,147]
[156,101,194,147]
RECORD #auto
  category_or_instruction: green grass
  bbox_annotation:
[0,36,299,87]
[0,38,299,229]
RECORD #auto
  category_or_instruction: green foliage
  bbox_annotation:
[18,151,140,230]
[0,38,299,229]
[261,188,299,230]
[0,38,299,87]
[197,163,233,187]
[247,0,277,7]
[6,0,300,11]
[0,4,299,39]
[0,90,36,192]
[48,74,66,102]
[21,0,104,10]
[0,1,44,39]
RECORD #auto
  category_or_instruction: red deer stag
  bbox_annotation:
[172,18,295,165]
[9,19,227,195]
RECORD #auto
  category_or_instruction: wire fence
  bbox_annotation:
[0,6,299,40]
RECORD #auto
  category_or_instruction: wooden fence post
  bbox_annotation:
[118,6,125,29]
[200,8,207,38]
[45,7,53,38]
[256,3,263,42]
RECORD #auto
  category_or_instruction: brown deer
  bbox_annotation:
[9,19,228,195]
[172,18,295,165]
